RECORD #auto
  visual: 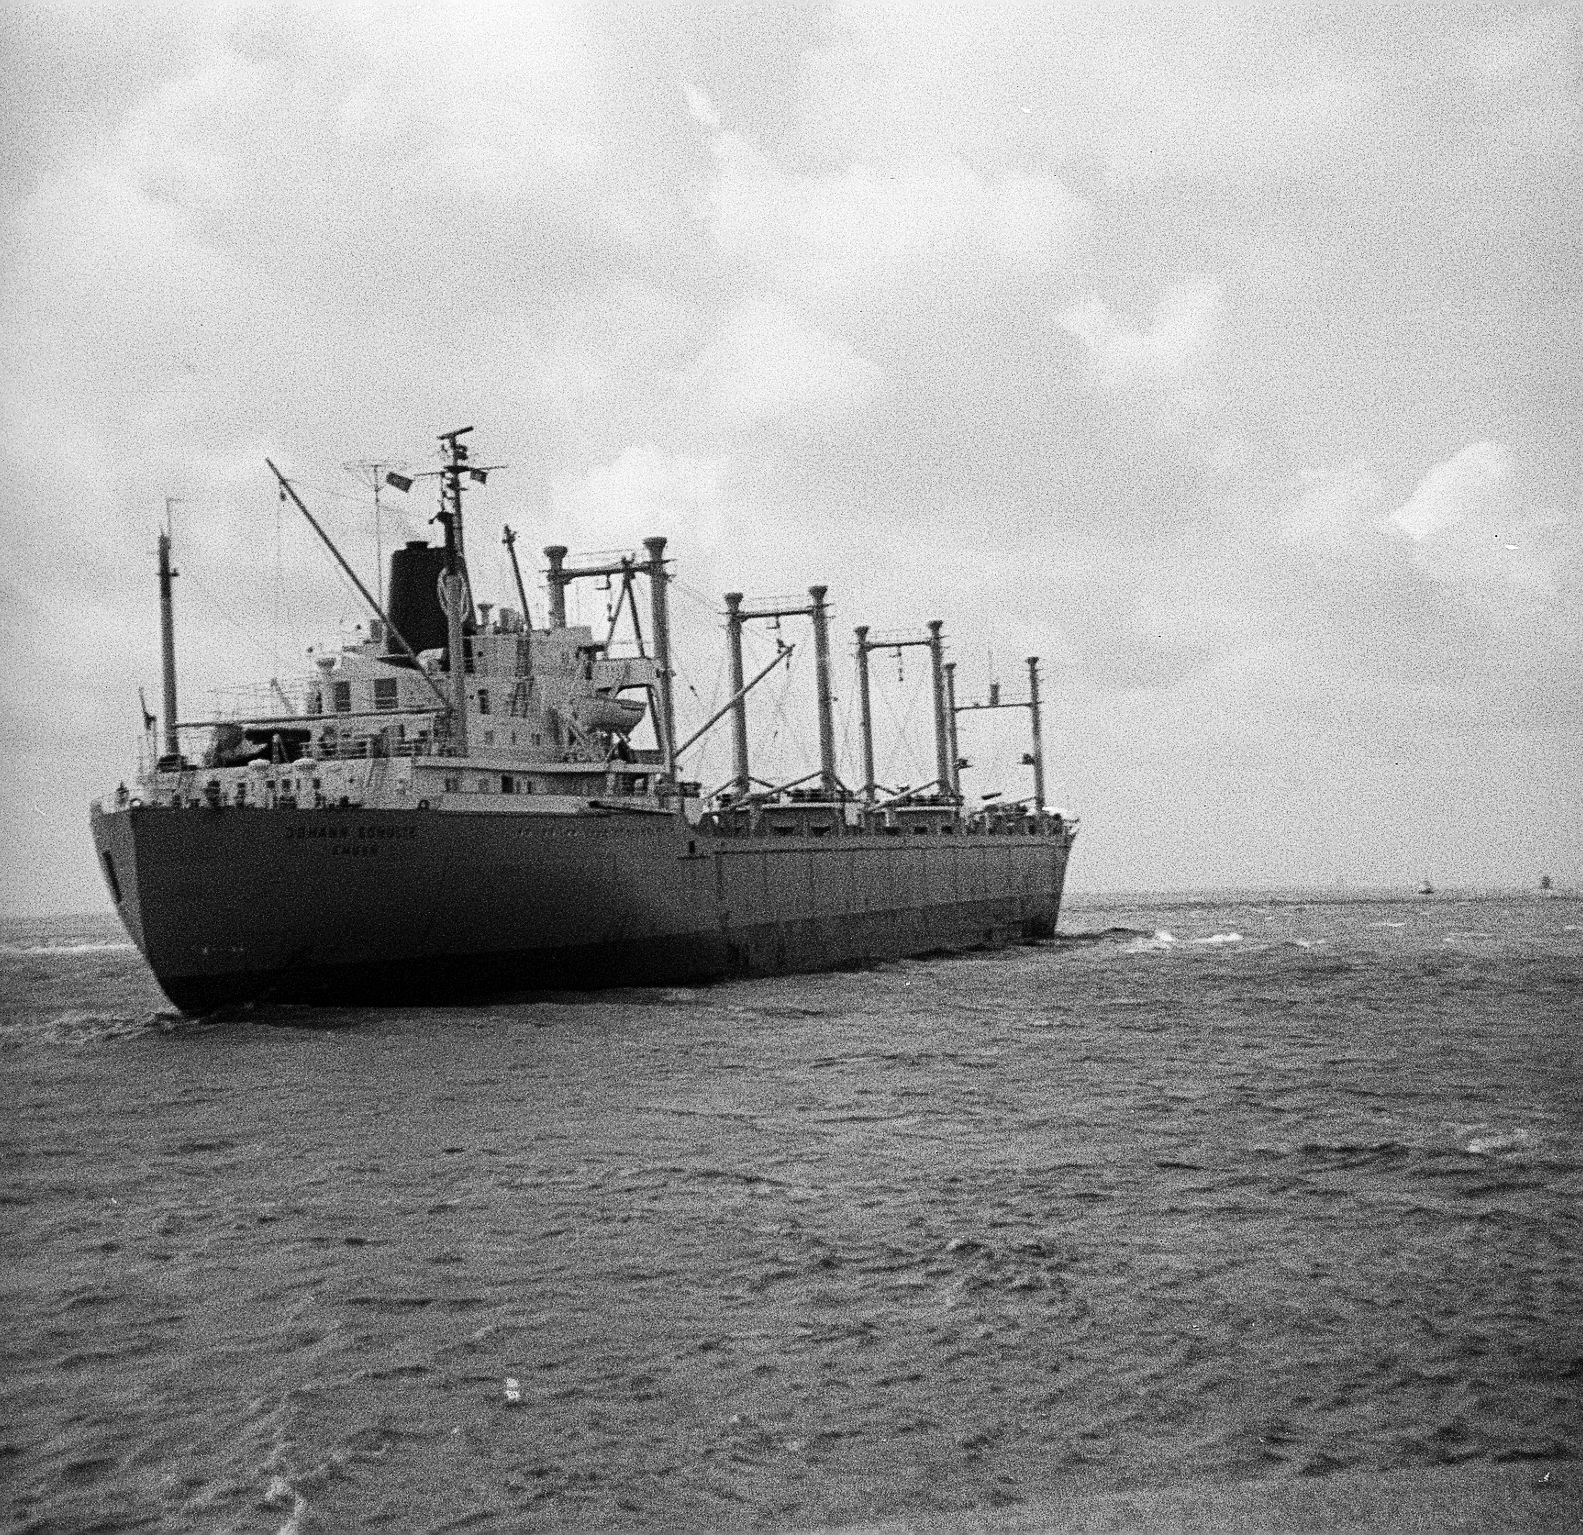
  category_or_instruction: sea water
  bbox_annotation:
[2,893,1578,1531]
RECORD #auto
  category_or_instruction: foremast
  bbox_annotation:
[157,500,180,766]
[434,426,478,757]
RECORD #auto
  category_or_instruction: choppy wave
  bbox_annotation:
[40,1009,166,1045]
[1052,925,1158,945]
[1117,928,1246,953]
[2,894,1578,1529]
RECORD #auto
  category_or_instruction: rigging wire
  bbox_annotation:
[764,644,813,780]
[184,570,283,666]
[286,476,366,506]
[837,664,857,778]
[877,671,928,786]
[264,480,386,663]
[273,488,283,674]
[676,649,728,783]
[671,576,724,616]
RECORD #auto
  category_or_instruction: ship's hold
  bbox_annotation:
[385,541,448,663]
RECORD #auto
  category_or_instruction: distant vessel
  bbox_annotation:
[1540,874,1553,893]
[90,429,1078,1014]
[1417,878,1435,896]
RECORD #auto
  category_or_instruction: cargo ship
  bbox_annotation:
[90,429,1077,1014]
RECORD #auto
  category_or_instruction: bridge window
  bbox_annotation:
[477,689,491,715]
[501,775,515,794]
[373,678,398,712]
[332,681,352,713]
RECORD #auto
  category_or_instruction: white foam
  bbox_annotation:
[264,1475,309,1535]
[1,941,134,955]
[44,1011,153,1044]
[1189,932,1243,946]
[1123,930,1177,953]
[1465,1129,1530,1156]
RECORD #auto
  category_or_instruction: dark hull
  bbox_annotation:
[91,804,1073,1014]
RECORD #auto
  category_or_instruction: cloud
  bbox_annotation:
[684,83,720,132]
[1,3,1580,909]
[554,445,728,554]
[1060,278,1222,412]
[1095,49,1384,188]
[699,119,1090,311]
[1387,440,1553,597]
[674,298,882,435]
[1284,461,1385,546]
[1390,439,1509,541]
[795,2,1577,193]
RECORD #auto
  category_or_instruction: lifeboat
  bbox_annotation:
[570,692,647,735]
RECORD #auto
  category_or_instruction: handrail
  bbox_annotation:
[177,707,443,729]
[176,705,443,731]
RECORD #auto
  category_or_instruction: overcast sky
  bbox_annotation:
[2,0,1579,914]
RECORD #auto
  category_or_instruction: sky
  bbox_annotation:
[1,0,1579,915]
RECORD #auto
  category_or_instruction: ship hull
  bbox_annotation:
[91,804,1072,1014]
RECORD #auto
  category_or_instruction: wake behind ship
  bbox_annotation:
[91,429,1077,1013]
